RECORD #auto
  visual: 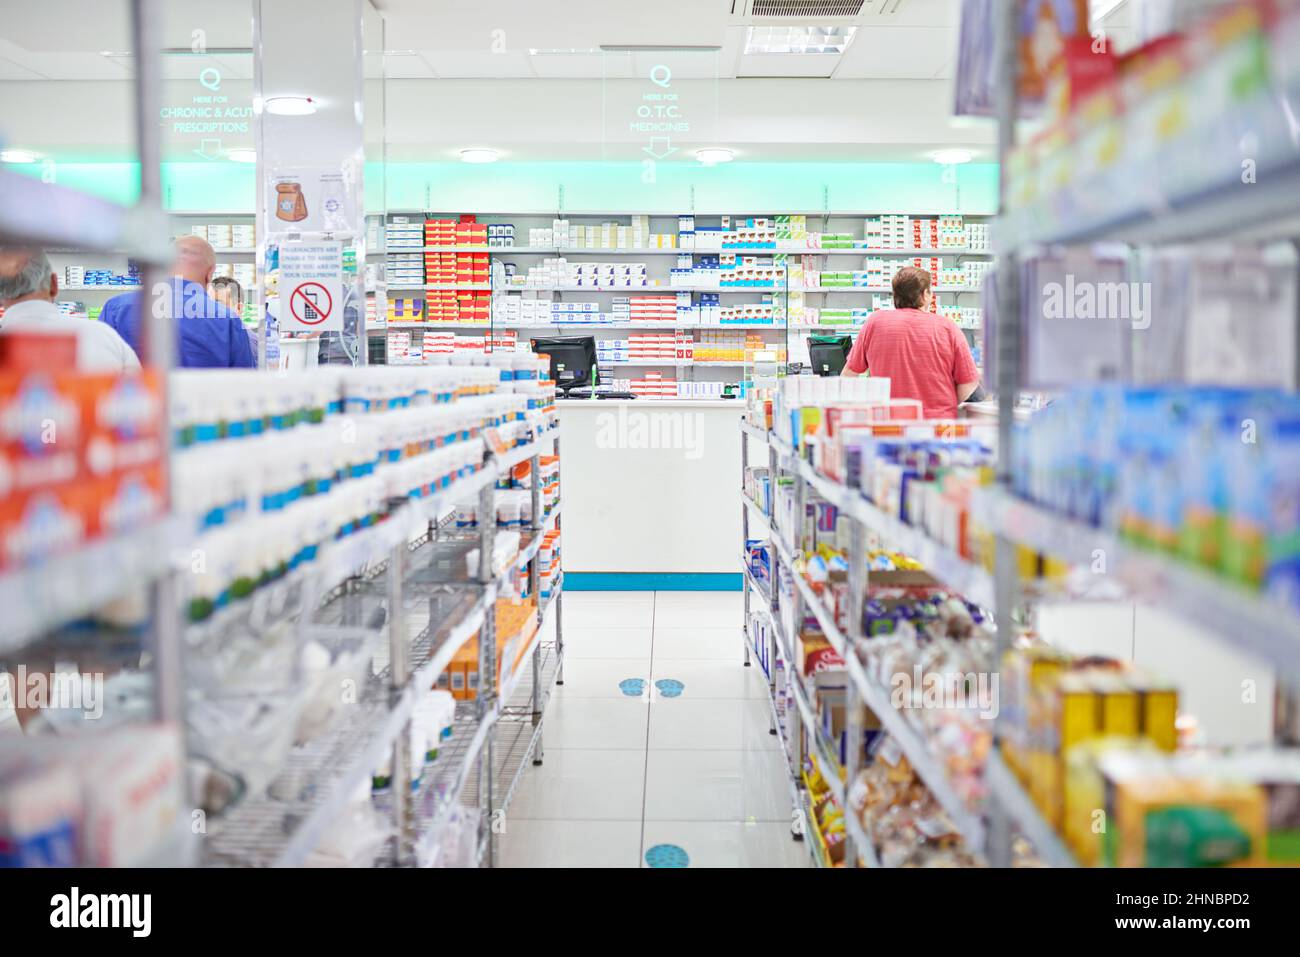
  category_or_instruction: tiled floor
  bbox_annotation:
[501,590,810,868]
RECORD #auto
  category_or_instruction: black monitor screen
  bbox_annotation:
[531,336,598,393]
[808,336,853,377]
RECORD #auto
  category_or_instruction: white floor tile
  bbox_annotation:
[554,657,652,698]
[653,591,744,611]
[649,657,770,700]
[561,626,654,660]
[640,821,810,868]
[559,591,655,606]
[508,749,646,821]
[652,596,742,628]
[647,697,781,751]
[643,749,795,823]
[562,601,657,629]
[651,626,746,661]
[543,696,649,750]
[500,820,642,868]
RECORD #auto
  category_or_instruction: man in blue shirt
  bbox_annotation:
[100,235,254,368]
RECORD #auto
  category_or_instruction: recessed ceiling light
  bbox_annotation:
[0,149,40,164]
[932,149,974,165]
[265,96,316,116]
[227,148,257,163]
[745,26,857,55]
[460,148,499,164]
[696,148,734,166]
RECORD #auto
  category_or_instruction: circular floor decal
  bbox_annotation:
[654,678,685,698]
[619,678,646,697]
[645,843,690,868]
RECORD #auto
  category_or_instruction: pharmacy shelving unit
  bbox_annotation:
[375,210,992,388]
[0,2,196,866]
[200,427,562,868]
[971,1,1300,867]
[742,421,993,868]
[42,211,261,322]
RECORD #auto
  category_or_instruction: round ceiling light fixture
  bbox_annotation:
[0,149,41,164]
[931,148,974,165]
[696,148,734,166]
[226,148,257,163]
[459,148,499,164]
[264,96,317,116]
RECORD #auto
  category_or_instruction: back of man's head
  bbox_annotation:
[173,235,217,285]
[0,247,55,306]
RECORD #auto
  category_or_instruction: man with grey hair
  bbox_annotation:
[0,247,140,371]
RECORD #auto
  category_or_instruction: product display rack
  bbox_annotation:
[743,428,881,867]
[0,0,196,866]
[743,421,1001,866]
[378,210,992,390]
[975,0,1300,868]
[200,430,562,869]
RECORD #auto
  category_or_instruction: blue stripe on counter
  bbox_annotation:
[564,573,743,592]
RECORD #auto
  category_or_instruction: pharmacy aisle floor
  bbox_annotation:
[502,590,810,868]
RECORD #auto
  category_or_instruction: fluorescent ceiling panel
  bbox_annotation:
[744,25,857,54]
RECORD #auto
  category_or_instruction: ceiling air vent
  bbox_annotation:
[749,0,866,16]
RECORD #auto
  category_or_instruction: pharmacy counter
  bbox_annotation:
[557,398,750,589]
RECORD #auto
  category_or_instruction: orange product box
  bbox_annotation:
[85,461,167,538]
[81,370,165,478]
[0,370,84,495]
[0,481,91,570]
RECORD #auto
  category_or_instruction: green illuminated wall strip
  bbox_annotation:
[5,161,998,215]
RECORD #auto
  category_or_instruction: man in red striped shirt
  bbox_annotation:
[841,266,981,419]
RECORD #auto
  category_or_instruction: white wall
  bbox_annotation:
[0,75,993,164]
[1036,603,1275,747]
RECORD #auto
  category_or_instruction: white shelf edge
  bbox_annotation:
[0,517,187,654]
[975,488,1300,685]
[985,750,1078,868]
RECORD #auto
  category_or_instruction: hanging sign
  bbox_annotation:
[280,241,343,332]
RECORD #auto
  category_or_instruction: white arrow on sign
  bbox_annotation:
[193,138,223,160]
[642,136,677,160]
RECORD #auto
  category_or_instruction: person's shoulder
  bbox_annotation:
[85,315,134,347]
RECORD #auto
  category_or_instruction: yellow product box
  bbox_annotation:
[1063,738,1157,867]
[1103,755,1267,868]
[1094,673,1140,738]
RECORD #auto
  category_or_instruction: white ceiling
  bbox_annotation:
[370,0,964,81]
[0,0,1143,162]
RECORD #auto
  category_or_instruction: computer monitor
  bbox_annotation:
[531,336,598,394]
[807,335,853,377]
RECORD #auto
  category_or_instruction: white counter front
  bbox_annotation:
[557,399,748,587]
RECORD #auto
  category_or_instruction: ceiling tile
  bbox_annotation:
[736,53,839,79]
[833,26,953,79]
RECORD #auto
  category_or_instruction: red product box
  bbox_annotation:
[0,331,78,373]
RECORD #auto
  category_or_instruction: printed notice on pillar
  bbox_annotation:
[281,242,344,332]
[267,167,357,235]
